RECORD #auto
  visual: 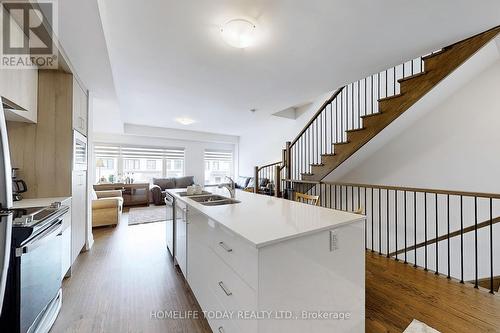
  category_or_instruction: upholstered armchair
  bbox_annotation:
[91,189,123,227]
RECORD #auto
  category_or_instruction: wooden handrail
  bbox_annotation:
[389,216,500,257]
[290,87,345,147]
[257,161,282,171]
[283,179,500,200]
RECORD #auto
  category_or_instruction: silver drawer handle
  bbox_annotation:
[218,327,225,333]
[218,281,232,296]
[218,241,233,252]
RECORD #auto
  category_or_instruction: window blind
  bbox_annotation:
[204,150,233,162]
[95,145,184,160]
[95,145,120,158]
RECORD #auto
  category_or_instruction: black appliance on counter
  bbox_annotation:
[0,203,68,333]
[11,168,27,202]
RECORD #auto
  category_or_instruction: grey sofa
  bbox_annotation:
[150,176,195,205]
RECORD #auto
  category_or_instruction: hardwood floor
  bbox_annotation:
[51,213,500,333]
[366,251,500,333]
[50,214,211,333]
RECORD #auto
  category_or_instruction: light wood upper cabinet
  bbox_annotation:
[0,11,38,123]
[72,78,88,136]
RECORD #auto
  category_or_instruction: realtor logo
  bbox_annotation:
[1,1,58,68]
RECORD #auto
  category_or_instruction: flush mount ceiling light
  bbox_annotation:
[220,19,257,48]
[175,117,196,125]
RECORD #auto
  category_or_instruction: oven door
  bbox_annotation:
[164,193,175,258]
[17,220,62,333]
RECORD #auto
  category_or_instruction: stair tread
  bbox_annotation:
[378,93,404,103]
[360,112,382,119]
[310,163,325,167]
[421,48,449,61]
[346,127,366,133]
[333,141,350,145]
[301,172,314,176]
[398,71,427,83]
[321,153,336,157]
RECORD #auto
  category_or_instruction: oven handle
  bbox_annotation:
[16,220,63,257]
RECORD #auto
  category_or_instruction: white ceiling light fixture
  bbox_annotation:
[175,117,196,125]
[220,19,257,49]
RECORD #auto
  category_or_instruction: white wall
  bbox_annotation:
[93,125,237,185]
[326,59,500,194]
[238,91,333,177]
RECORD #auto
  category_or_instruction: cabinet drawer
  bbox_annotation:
[188,213,258,290]
[206,248,258,333]
[209,222,258,291]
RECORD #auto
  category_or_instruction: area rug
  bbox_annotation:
[404,320,440,333]
[128,206,166,226]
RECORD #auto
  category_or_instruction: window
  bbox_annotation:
[95,145,185,184]
[124,159,140,170]
[146,160,156,170]
[204,150,233,185]
[95,145,119,183]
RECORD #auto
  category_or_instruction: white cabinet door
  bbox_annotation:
[174,201,187,277]
[72,79,88,135]
[71,170,87,263]
[61,225,72,279]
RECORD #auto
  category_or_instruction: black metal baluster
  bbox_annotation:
[414,192,417,268]
[315,118,318,164]
[319,111,322,157]
[364,78,367,120]
[351,83,355,129]
[340,90,344,142]
[490,198,494,294]
[371,187,374,252]
[424,192,428,271]
[386,189,390,257]
[446,194,451,279]
[474,196,478,288]
[385,70,388,98]
[335,185,339,210]
[460,195,464,283]
[404,191,407,264]
[379,188,382,255]
[395,190,398,261]
[357,80,360,128]
[351,186,354,211]
[358,186,360,212]
[364,187,367,249]
[393,66,396,95]
[329,103,333,154]
[371,75,374,115]
[435,193,438,275]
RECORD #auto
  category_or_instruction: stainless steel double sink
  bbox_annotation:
[187,194,241,206]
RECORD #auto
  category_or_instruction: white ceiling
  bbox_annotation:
[61,0,500,136]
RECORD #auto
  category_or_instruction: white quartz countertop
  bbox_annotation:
[13,197,72,209]
[167,188,365,248]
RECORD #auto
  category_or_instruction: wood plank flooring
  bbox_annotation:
[366,251,500,333]
[51,212,500,333]
[50,215,211,333]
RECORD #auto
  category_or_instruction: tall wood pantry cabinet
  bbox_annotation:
[6,70,89,269]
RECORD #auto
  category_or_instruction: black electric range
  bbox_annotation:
[0,202,69,333]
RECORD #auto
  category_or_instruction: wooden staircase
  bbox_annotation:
[299,26,500,182]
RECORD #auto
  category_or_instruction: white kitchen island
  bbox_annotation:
[167,188,365,333]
